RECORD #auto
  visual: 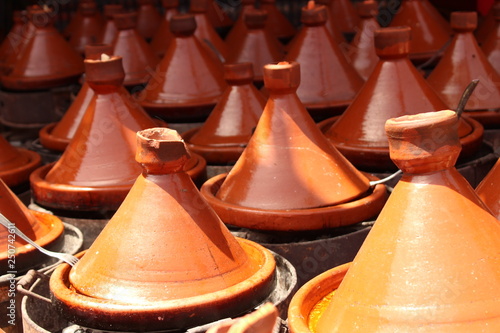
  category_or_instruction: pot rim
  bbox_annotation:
[0,148,42,187]
[39,122,69,152]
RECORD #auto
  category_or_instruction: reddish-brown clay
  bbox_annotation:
[183,62,266,164]
[140,14,226,122]
[476,0,500,45]
[427,11,500,127]
[482,3,500,75]
[206,0,234,31]
[260,0,296,42]
[0,11,28,75]
[314,0,345,45]
[99,4,123,45]
[49,127,276,331]
[321,26,483,171]
[0,134,41,188]
[225,0,256,54]
[201,62,387,230]
[190,0,229,60]
[226,9,284,84]
[31,55,205,212]
[39,44,113,152]
[68,2,104,55]
[290,110,500,332]
[207,303,279,333]
[317,0,360,37]
[112,12,159,88]
[389,0,451,64]
[150,0,179,59]
[64,0,104,40]
[476,158,500,219]
[285,1,364,118]
[1,8,84,91]
[0,178,64,273]
[136,0,162,40]
[348,1,380,80]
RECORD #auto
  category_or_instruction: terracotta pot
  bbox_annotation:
[1,8,84,91]
[0,178,64,274]
[476,158,500,219]
[49,127,276,331]
[201,62,387,230]
[0,11,28,75]
[184,62,265,164]
[150,0,179,59]
[190,0,229,61]
[207,303,279,333]
[389,0,451,64]
[476,0,499,45]
[314,0,346,45]
[348,1,380,80]
[140,14,226,122]
[427,11,500,128]
[317,0,360,38]
[322,26,483,171]
[260,0,296,42]
[31,55,205,212]
[0,134,41,188]
[482,3,500,75]
[285,2,364,119]
[226,8,284,84]
[39,44,113,152]
[136,0,162,40]
[99,4,123,45]
[68,2,104,56]
[112,11,159,88]
[206,0,234,31]
[225,0,256,54]
[63,0,105,40]
[289,110,500,332]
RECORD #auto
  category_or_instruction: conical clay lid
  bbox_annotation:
[428,11,500,113]
[225,0,256,50]
[323,26,481,171]
[476,0,499,45]
[0,11,28,75]
[136,0,162,40]
[206,0,234,30]
[319,0,360,36]
[215,62,370,210]
[314,0,346,45]
[260,0,296,41]
[476,158,500,219]
[226,8,284,83]
[112,12,159,87]
[285,1,364,115]
[315,110,500,332]
[186,62,265,163]
[39,44,113,152]
[140,14,226,121]
[389,0,451,63]
[482,3,500,75]
[0,178,64,273]
[2,8,84,91]
[150,0,179,58]
[68,2,104,55]
[50,128,276,331]
[0,134,41,187]
[99,4,123,45]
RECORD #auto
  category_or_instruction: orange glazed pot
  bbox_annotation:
[140,14,226,122]
[99,4,123,45]
[0,10,28,75]
[482,3,500,75]
[0,134,41,188]
[150,0,179,59]
[476,158,500,219]
[260,0,296,42]
[225,0,256,52]
[49,128,276,331]
[68,2,103,56]
[39,43,113,152]
[136,0,162,41]
[314,0,346,45]
[201,62,387,231]
[1,8,84,91]
[31,55,205,213]
[289,110,500,332]
[389,0,451,64]
[428,11,500,128]
[285,1,364,120]
[183,62,265,165]
[0,178,64,273]
[321,26,483,171]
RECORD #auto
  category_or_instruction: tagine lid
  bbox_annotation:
[427,11,500,112]
[314,110,500,332]
[0,135,41,187]
[136,0,162,40]
[1,8,84,91]
[140,14,226,110]
[259,0,296,40]
[285,1,364,110]
[214,61,372,211]
[50,128,276,331]
[0,178,64,273]
[322,26,482,171]
[476,158,500,219]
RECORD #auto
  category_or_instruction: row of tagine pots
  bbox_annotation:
[1,60,499,332]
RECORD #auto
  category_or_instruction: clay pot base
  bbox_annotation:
[464,109,500,129]
[201,174,387,231]
[30,153,207,214]
[288,262,350,333]
[0,210,65,273]
[50,238,276,332]
[0,148,41,188]
[318,115,485,172]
